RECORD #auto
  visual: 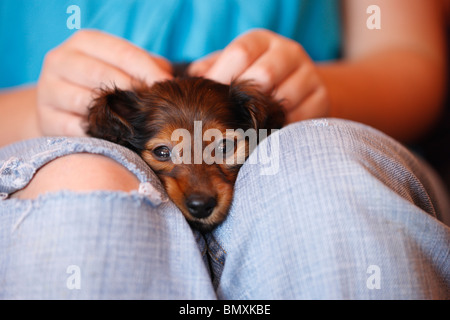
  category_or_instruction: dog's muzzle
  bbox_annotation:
[185,194,217,219]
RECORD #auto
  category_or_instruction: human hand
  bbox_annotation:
[37,29,173,136]
[189,29,330,123]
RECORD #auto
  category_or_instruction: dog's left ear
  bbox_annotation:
[229,80,285,130]
[85,86,147,152]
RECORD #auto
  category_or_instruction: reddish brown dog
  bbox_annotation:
[86,76,284,232]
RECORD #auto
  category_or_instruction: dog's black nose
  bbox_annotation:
[186,194,217,219]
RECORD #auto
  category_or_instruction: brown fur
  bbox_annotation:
[85,76,285,232]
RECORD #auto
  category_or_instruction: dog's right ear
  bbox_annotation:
[86,86,145,152]
[229,80,286,131]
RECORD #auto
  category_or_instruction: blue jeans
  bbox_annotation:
[0,119,449,299]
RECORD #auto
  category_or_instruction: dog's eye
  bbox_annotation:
[217,139,235,157]
[153,146,171,161]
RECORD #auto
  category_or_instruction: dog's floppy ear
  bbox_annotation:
[229,80,285,130]
[86,86,146,152]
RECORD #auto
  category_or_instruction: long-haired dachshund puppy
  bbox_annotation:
[86,74,285,232]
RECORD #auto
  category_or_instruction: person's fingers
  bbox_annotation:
[188,51,221,77]
[273,63,320,112]
[38,73,94,116]
[38,105,87,137]
[285,87,330,123]
[203,31,271,84]
[273,61,329,122]
[37,30,175,137]
[151,54,174,75]
[238,41,303,92]
[45,48,134,90]
[65,29,172,84]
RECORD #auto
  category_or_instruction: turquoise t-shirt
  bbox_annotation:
[0,0,341,88]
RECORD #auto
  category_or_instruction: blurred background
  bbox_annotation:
[417,0,450,191]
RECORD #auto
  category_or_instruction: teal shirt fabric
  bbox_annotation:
[0,0,341,88]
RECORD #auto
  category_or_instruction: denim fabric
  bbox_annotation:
[0,137,215,299]
[0,119,449,299]
[214,119,450,299]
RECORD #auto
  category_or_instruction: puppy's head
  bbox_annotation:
[86,77,284,232]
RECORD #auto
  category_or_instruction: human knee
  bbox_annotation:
[11,153,140,199]
[242,118,439,216]
[242,119,371,178]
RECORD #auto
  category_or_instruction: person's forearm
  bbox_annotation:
[0,86,41,147]
[317,49,446,143]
